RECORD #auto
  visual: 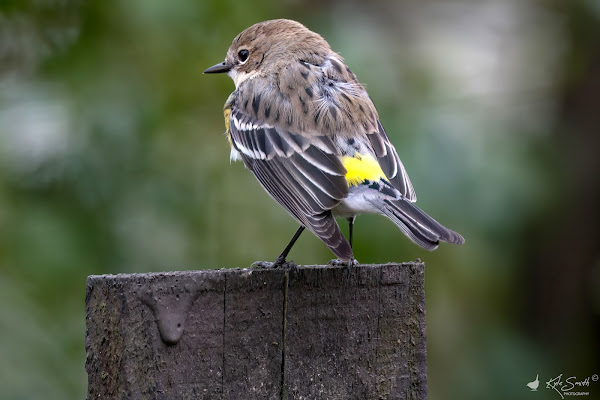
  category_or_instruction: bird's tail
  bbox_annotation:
[379,199,465,250]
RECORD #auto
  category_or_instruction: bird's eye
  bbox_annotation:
[238,49,249,63]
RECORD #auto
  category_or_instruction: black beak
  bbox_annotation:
[203,62,232,74]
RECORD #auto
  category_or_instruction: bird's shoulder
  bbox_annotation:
[227,55,417,201]
[231,54,378,138]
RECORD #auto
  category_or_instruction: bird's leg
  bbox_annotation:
[273,225,305,265]
[252,225,305,268]
[347,216,355,249]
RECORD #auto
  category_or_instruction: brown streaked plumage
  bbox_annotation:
[205,19,464,265]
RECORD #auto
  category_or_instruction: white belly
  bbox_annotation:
[332,190,382,218]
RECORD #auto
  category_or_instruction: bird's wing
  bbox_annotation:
[228,106,354,260]
[297,55,418,202]
[365,121,417,202]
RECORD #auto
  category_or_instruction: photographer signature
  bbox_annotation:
[546,374,598,399]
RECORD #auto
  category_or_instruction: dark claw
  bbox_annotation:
[251,261,276,268]
[328,258,359,271]
[286,260,299,274]
[251,259,298,271]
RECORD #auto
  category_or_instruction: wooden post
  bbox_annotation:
[85,263,427,400]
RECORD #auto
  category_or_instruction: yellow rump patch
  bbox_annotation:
[342,153,387,186]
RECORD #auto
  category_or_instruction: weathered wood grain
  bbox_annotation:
[85,263,427,400]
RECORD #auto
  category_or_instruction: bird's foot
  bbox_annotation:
[328,258,359,272]
[251,261,275,268]
[251,257,297,270]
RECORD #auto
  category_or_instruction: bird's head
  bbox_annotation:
[204,19,333,88]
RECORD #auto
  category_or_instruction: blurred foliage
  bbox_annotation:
[1,0,599,399]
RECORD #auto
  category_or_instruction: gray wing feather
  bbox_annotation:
[229,107,353,260]
[368,121,417,201]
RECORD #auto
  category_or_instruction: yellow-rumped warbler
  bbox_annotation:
[205,19,464,266]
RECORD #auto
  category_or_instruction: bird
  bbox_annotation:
[204,19,464,266]
[526,374,539,391]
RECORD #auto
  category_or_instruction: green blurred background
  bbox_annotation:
[1,0,599,399]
